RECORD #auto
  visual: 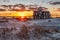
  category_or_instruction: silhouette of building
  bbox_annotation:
[33,7,51,19]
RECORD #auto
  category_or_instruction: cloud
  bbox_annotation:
[55,8,60,11]
[57,8,60,11]
[50,2,60,5]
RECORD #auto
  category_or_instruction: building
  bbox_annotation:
[33,7,51,19]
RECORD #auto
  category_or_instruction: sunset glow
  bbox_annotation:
[0,11,33,18]
[0,0,60,18]
[48,8,60,18]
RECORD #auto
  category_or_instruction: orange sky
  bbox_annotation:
[48,8,60,18]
